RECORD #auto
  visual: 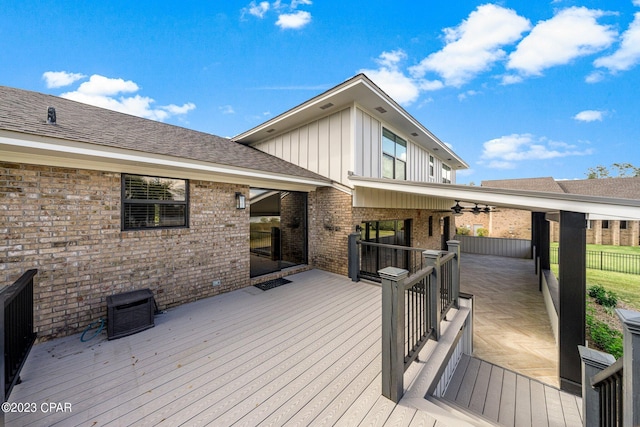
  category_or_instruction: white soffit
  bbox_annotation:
[232,75,468,170]
[350,176,640,220]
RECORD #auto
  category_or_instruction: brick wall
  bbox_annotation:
[1,162,250,340]
[308,187,454,276]
[308,187,353,276]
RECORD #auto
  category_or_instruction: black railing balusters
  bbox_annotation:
[2,269,38,402]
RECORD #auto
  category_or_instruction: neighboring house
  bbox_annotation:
[457,177,640,246]
[1,74,468,340]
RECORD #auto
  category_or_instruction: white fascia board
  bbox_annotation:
[349,176,640,220]
[0,133,329,192]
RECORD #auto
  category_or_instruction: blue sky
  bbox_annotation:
[2,1,640,184]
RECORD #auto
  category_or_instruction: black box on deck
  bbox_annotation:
[107,289,155,340]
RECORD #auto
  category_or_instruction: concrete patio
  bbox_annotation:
[6,254,577,426]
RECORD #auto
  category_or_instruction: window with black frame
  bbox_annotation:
[382,128,407,180]
[122,174,188,230]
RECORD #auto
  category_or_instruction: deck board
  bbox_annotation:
[441,355,582,427]
[7,255,583,426]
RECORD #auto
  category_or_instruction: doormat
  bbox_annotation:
[254,278,292,291]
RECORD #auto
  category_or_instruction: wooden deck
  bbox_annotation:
[7,269,445,427]
[441,354,582,427]
[7,255,578,426]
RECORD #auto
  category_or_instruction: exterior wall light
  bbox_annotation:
[236,192,246,210]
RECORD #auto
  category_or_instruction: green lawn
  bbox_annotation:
[550,242,640,255]
[550,263,640,310]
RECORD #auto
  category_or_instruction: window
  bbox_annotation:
[587,220,593,229]
[621,221,628,230]
[442,164,452,184]
[428,216,433,237]
[382,128,407,180]
[122,174,188,230]
[602,220,609,229]
[429,155,435,178]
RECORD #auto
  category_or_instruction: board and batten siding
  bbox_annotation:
[352,186,454,210]
[354,107,454,184]
[252,108,352,186]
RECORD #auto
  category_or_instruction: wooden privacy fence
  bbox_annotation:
[379,242,460,403]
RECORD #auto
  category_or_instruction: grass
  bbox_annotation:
[550,243,640,357]
[550,258,640,309]
[550,242,640,256]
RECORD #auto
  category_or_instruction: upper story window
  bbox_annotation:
[122,174,188,230]
[442,164,452,184]
[429,155,435,178]
[382,128,407,180]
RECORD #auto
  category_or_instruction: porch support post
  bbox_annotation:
[348,232,360,282]
[424,250,442,340]
[559,210,586,394]
[380,266,409,403]
[533,212,551,292]
[446,240,460,309]
[617,309,640,426]
[578,346,616,427]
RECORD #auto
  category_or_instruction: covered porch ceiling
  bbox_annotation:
[349,176,640,221]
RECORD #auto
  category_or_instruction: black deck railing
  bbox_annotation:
[550,247,640,275]
[580,308,640,427]
[379,241,460,403]
[439,252,457,318]
[250,231,272,256]
[592,358,623,427]
[357,241,427,281]
[1,269,37,401]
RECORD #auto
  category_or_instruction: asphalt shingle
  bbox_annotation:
[0,86,328,183]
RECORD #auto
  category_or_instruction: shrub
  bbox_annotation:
[588,284,618,308]
[476,228,489,237]
[586,310,623,359]
[456,226,471,235]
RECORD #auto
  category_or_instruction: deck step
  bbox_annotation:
[427,395,498,427]
[440,354,582,427]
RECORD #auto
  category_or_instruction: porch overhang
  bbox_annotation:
[349,176,640,220]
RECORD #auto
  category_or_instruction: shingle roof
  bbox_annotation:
[482,176,640,201]
[0,86,328,183]
[481,177,565,193]
[557,177,640,200]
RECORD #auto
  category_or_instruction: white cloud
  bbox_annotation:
[507,7,617,76]
[500,74,524,85]
[276,10,311,29]
[585,70,605,83]
[290,0,311,7]
[409,4,531,87]
[243,1,270,18]
[42,71,86,88]
[634,0,640,6]
[594,12,640,72]
[59,74,195,122]
[574,110,605,122]
[480,133,593,169]
[219,105,235,114]
[360,50,425,105]
[458,90,479,101]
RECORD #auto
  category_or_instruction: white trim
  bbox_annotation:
[349,176,640,220]
[0,133,330,192]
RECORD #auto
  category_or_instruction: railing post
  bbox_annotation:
[617,309,640,427]
[380,266,409,403]
[424,250,442,340]
[348,232,360,282]
[447,240,460,309]
[578,346,616,427]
